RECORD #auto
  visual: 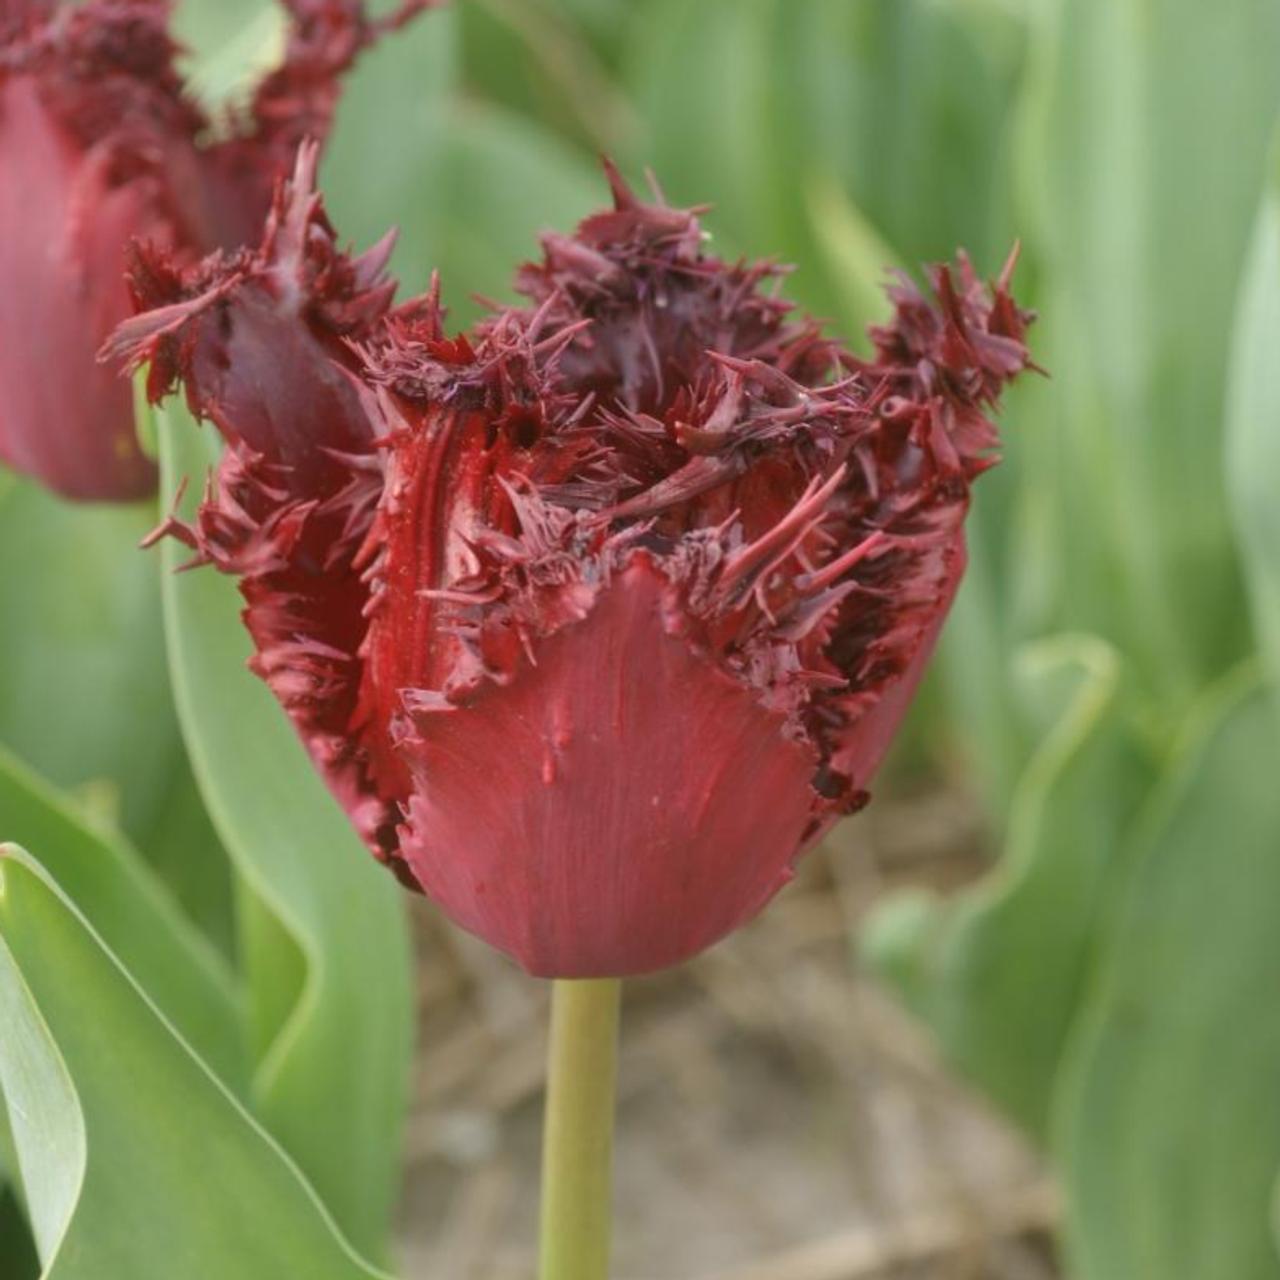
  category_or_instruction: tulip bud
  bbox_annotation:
[0,0,431,501]
[110,155,1034,977]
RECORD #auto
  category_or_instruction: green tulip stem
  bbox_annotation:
[538,977,623,1280]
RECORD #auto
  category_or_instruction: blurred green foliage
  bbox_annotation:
[0,485,235,956]
[2,1,1279,1277]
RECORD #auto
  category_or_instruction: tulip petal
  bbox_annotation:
[1,0,432,501]
[115,158,1036,974]
[0,79,157,498]
[113,150,410,870]
[398,555,819,977]
[0,0,207,499]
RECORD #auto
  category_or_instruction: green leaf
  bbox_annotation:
[0,480,236,952]
[133,758,237,963]
[1227,145,1280,698]
[1031,0,1280,700]
[321,2,459,295]
[624,0,781,256]
[0,1103,39,1280]
[433,102,601,313]
[785,0,1024,270]
[865,634,1152,1138]
[1274,1175,1280,1261]
[625,0,1022,322]
[0,846,387,1280]
[1054,666,1280,1280]
[153,402,413,1263]
[803,174,902,337]
[375,100,602,330]
[930,379,1056,817]
[0,746,242,1090]
[324,3,603,334]
[454,0,638,156]
[0,483,176,842]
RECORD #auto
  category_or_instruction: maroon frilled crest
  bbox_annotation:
[107,153,1034,977]
[0,0,432,501]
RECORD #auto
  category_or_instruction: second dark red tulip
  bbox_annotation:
[0,0,430,500]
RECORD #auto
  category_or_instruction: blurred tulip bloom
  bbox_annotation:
[108,153,1033,976]
[0,0,430,501]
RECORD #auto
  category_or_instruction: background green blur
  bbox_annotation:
[2,1,1279,1277]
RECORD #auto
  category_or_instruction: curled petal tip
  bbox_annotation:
[599,154,638,210]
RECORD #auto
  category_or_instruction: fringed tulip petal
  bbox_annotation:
[110,149,411,873]
[115,159,1035,975]
[398,556,819,977]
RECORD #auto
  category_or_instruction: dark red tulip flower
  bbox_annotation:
[0,0,431,501]
[108,153,1033,977]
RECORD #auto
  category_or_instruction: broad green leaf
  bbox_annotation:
[325,8,602,332]
[0,483,175,841]
[1227,149,1280,698]
[550,0,634,58]
[780,0,1023,271]
[0,747,242,1090]
[134,756,237,963]
[0,481,235,949]
[865,634,1151,1137]
[0,1105,17,1190]
[1031,0,1280,701]
[930,339,1061,816]
[1274,1182,1280,1268]
[931,532,1034,814]
[1229,191,1280,1280]
[1055,667,1280,1280]
[926,636,1147,1136]
[0,880,80,1266]
[154,402,413,1263]
[0,847,387,1280]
